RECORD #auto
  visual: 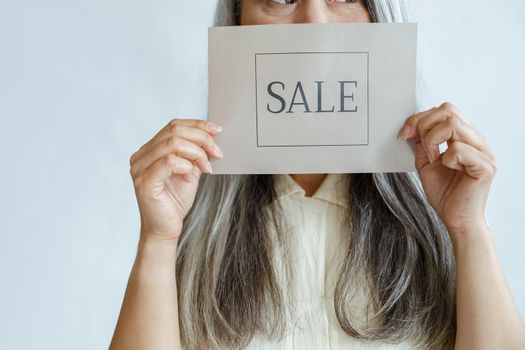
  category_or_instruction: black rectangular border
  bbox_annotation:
[255,51,370,148]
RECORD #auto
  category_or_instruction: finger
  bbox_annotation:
[416,103,472,142]
[134,154,194,194]
[398,107,437,139]
[148,124,223,159]
[154,118,223,141]
[182,162,202,183]
[132,118,223,164]
[421,115,491,162]
[414,135,433,171]
[132,136,213,178]
[400,102,472,140]
[440,141,497,180]
[132,124,223,167]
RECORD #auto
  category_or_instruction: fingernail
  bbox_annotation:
[206,161,213,174]
[399,125,415,139]
[206,122,223,134]
[213,144,223,158]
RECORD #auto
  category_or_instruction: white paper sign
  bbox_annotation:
[208,23,417,174]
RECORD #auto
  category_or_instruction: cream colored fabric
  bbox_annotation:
[245,173,416,350]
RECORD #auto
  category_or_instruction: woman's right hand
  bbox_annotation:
[129,118,224,242]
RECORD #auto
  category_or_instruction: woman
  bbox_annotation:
[110,1,525,349]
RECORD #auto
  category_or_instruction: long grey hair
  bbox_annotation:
[176,1,456,349]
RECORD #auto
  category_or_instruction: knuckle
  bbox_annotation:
[447,141,461,154]
[440,101,455,113]
[446,115,459,128]
[169,123,181,135]
[405,115,416,126]
[130,163,143,178]
[203,133,215,148]
[440,150,454,165]
[164,154,178,165]
[441,154,452,166]
[417,122,427,136]
[129,152,138,166]
[408,113,424,127]
[133,174,144,189]
[169,118,179,128]
[166,135,181,148]
[194,119,208,129]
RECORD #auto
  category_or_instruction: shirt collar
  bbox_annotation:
[273,173,351,209]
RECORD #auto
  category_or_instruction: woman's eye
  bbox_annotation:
[268,0,357,4]
[269,0,297,4]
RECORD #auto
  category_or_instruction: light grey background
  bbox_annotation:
[0,1,523,349]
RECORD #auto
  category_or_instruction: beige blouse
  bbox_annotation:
[246,173,416,350]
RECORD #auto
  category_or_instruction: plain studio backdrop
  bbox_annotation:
[0,0,523,349]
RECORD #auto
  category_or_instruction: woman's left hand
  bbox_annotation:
[398,102,497,237]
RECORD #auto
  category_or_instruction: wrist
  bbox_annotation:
[137,235,179,260]
[139,227,181,246]
[133,236,179,282]
[139,234,180,248]
[447,221,494,252]
[445,215,490,238]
